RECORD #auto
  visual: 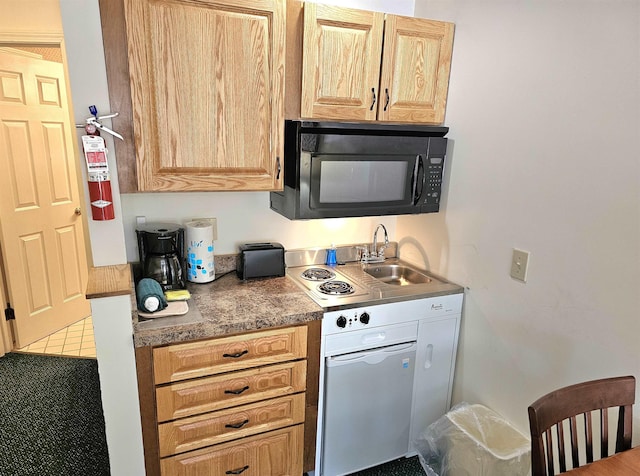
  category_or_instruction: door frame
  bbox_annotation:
[0,30,94,352]
[0,249,9,356]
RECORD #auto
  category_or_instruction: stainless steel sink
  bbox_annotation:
[363,264,433,286]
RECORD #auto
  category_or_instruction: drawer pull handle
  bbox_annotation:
[223,350,248,359]
[226,465,249,475]
[224,385,250,395]
[225,419,250,429]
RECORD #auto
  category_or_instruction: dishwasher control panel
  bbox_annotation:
[334,310,370,330]
[322,293,463,336]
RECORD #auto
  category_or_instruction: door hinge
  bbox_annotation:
[4,304,15,321]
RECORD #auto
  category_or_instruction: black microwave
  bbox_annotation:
[270,120,449,220]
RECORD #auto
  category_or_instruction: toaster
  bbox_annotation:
[237,242,285,280]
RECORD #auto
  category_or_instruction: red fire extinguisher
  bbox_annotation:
[77,105,123,221]
[82,134,115,221]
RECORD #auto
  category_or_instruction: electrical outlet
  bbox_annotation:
[136,216,146,226]
[510,249,530,282]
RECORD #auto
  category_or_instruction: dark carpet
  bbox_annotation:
[349,456,427,476]
[0,352,110,476]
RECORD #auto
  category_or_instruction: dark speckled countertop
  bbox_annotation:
[131,250,464,348]
[131,256,323,348]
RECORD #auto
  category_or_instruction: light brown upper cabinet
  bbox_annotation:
[101,0,285,192]
[301,4,384,121]
[299,3,454,124]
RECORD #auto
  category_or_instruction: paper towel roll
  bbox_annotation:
[185,219,215,283]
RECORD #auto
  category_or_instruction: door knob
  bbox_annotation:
[74,207,82,216]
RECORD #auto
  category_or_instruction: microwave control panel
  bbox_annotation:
[424,156,444,205]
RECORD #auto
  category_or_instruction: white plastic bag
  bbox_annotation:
[415,402,531,476]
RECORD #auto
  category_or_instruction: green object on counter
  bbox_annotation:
[136,278,168,312]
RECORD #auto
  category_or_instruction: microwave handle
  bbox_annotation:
[412,155,425,205]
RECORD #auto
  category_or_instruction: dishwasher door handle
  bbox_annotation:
[327,342,417,367]
[361,332,386,345]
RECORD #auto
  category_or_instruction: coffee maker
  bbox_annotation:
[136,223,186,290]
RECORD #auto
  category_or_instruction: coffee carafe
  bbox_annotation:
[136,223,185,290]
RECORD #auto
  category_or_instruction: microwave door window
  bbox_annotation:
[313,155,412,207]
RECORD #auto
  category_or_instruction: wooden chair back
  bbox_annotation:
[528,375,635,475]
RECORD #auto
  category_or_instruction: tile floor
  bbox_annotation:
[17,316,96,358]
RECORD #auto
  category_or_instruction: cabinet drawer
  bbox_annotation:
[153,326,308,384]
[161,424,303,476]
[156,361,307,422]
[158,393,305,456]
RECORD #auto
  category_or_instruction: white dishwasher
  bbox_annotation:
[321,321,418,476]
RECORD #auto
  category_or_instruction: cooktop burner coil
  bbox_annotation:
[318,280,354,296]
[301,268,335,281]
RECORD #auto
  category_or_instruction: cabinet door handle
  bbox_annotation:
[424,343,434,369]
[370,87,376,110]
[226,465,249,475]
[224,385,250,395]
[384,88,390,111]
[223,350,248,359]
[225,419,250,429]
[276,156,281,180]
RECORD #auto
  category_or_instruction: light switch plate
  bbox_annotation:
[510,249,530,282]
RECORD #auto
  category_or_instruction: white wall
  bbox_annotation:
[305,0,414,15]
[122,193,396,259]
[60,1,127,266]
[400,0,640,440]
[60,2,142,473]
[90,295,145,476]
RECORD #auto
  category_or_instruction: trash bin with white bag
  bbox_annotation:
[415,402,531,476]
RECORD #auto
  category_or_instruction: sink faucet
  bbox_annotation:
[357,224,389,263]
[372,223,389,256]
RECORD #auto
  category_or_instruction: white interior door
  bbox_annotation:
[0,47,91,349]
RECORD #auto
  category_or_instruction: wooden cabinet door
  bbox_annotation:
[409,317,459,451]
[301,3,383,121]
[153,326,308,384]
[156,361,307,422]
[124,0,285,191]
[158,393,305,456]
[378,15,454,124]
[160,425,303,476]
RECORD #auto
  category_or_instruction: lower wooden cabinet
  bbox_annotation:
[156,361,307,422]
[152,327,308,384]
[135,325,314,476]
[160,425,303,476]
[158,393,305,457]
